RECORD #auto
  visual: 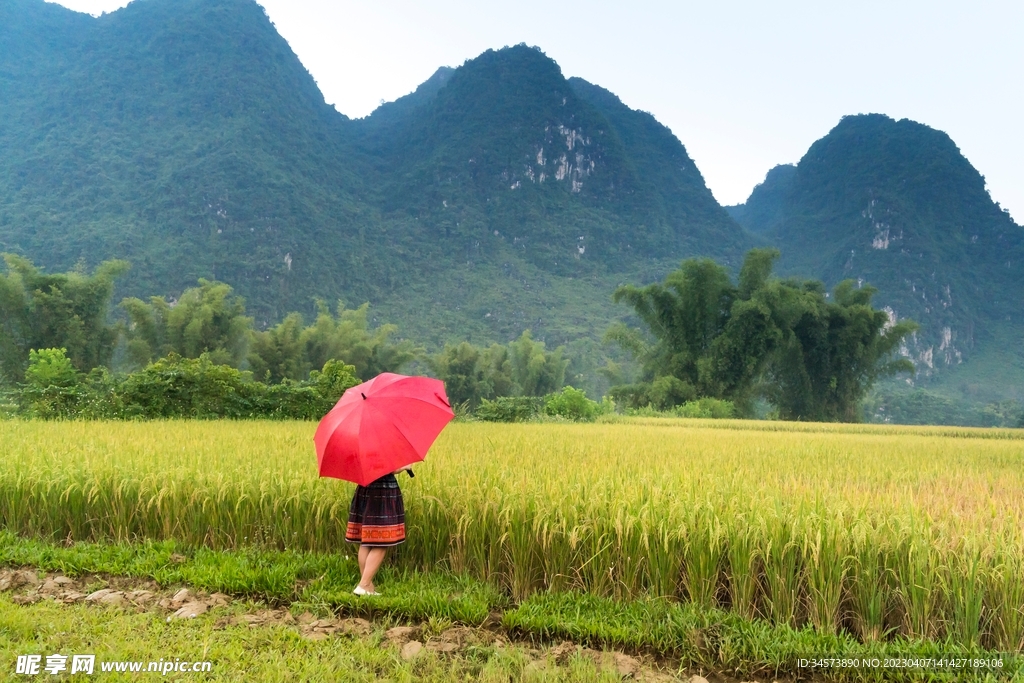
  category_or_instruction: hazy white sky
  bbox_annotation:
[51,0,1023,220]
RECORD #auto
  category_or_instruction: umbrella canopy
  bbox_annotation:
[314,373,454,486]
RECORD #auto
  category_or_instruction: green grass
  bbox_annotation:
[506,592,1024,682]
[1,593,630,683]
[0,531,500,626]
[2,533,1021,681]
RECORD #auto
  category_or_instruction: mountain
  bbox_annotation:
[350,47,745,274]
[5,0,1019,414]
[728,114,1024,404]
[0,0,369,325]
[0,0,747,353]
[724,164,796,233]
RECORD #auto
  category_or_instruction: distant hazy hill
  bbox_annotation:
[0,0,745,352]
[728,114,1024,404]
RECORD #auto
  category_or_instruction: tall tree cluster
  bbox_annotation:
[428,331,568,408]
[121,292,423,383]
[0,256,569,405]
[609,248,917,421]
[246,301,421,383]
[121,285,422,382]
[0,256,422,387]
[121,279,252,369]
[0,255,129,383]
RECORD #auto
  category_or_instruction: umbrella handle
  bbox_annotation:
[407,469,415,478]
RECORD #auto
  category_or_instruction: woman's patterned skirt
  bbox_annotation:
[345,473,406,547]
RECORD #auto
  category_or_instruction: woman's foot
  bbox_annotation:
[353,584,379,596]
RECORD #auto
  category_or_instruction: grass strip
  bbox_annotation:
[504,592,1023,682]
[2,594,612,683]
[0,530,502,624]
[2,531,1020,681]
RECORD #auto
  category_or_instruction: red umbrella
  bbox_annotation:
[314,373,454,486]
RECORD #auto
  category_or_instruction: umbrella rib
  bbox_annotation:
[374,399,451,451]
[363,400,421,466]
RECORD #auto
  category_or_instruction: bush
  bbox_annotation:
[309,359,360,405]
[627,398,735,419]
[254,382,330,420]
[609,376,696,411]
[474,396,544,422]
[544,386,601,422]
[674,397,735,419]
[19,348,84,419]
[11,353,360,420]
[115,354,254,418]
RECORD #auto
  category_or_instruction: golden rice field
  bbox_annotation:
[2,418,1023,651]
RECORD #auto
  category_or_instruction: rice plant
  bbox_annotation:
[0,418,1022,652]
[725,514,759,620]
[988,541,1024,652]
[802,510,847,635]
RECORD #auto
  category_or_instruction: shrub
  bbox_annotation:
[19,348,84,418]
[627,398,735,419]
[609,376,697,411]
[475,396,544,422]
[249,360,358,420]
[308,359,360,405]
[544,386,601,422]
[114,353,252,418]
[674,397,735,419]
[11,353,359,420]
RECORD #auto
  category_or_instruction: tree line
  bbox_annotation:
[0,249,917,422]
[0,254,575,418]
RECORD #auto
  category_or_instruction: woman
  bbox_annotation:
[345,465,411,595]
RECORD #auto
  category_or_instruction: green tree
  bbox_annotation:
[0,255,128,382]
[119,296,171,367]
[300,301,419,380]
[480,343,515,398]
[429,342,486,408]
[121,279,252,368]
[308,359,361,405]
[609,248,916,421]
[696,252,791,410]
[248,312,307,383]
[606,253,761,409]
[544,386,601,421]
[764,280,917,421]
[509,330,568,397]
[429,341,515,408]
[19,347,83,418]
[113,354,359,420]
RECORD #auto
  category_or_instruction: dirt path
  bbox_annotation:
[1,567,794,683]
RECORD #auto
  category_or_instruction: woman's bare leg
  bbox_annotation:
[358,544,369,576]
[358,547,387,592]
